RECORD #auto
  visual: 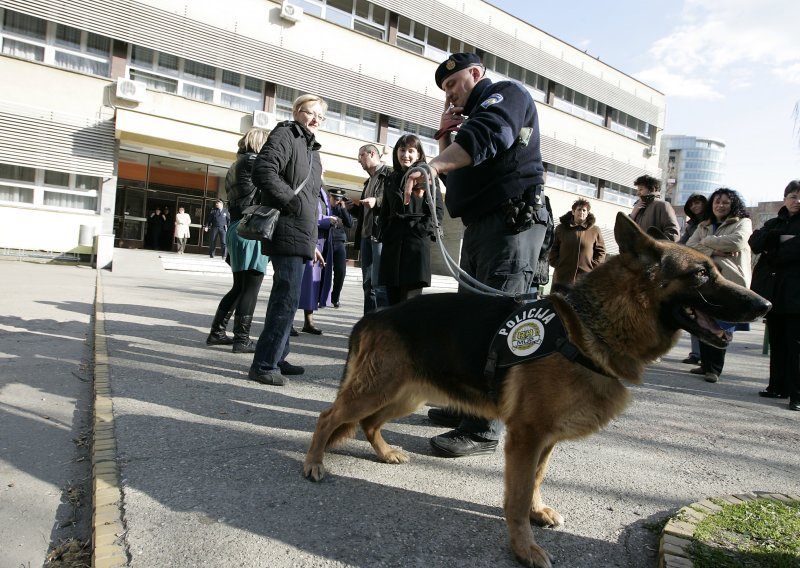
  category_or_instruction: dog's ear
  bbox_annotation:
[614,212,660,261]
[646,227,669,241]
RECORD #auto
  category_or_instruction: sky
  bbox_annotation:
[488,0,800,206]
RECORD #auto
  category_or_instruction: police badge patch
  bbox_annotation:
[480,93,504,109]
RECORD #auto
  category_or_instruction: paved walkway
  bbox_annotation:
[2,249,798,568]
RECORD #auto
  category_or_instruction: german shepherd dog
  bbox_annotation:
[303,213,770,568]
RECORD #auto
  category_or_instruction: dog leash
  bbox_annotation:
[401,164,538,303]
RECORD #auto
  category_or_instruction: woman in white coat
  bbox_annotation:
[174,207,192,254]
[686,187,752,383]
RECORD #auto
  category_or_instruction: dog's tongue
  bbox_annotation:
[695,310,724,335]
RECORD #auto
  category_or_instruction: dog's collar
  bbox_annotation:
[484,299,618,393]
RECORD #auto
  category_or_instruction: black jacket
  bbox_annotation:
[352,165,392,250]
[749,206,800,314]
[378,166,445,288]
[443,78,545,225]
[330,202,353,244]
[225,151,258,222]
[252,121,322,260]
[205,207,230,229]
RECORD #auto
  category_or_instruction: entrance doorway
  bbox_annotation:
[114,149,228,253]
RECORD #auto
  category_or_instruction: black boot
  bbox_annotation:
[232,315,256,353]
[206,309,234,345]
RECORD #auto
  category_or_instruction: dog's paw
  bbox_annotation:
[303,460,326,482]
[530,506,564,528]
[512,542,553,568]
[380,448,410,464]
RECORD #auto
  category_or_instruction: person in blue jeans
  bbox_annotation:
[351,144,391,313]
[248,94,326,386]
[204,200,230,258]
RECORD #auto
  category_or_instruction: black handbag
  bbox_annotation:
[237,151,313,241]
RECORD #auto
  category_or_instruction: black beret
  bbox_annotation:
[435,52,482,89]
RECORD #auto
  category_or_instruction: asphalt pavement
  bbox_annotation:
[2,249,798,568]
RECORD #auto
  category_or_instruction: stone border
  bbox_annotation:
[92,271,128,567]
[659,491,800,567]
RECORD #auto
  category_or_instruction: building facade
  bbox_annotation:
[660,135,726,211]
[0,0,665,269]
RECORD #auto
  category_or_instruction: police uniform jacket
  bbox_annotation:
[252,120,322,260]
[205,207,230,229]
[330,202,352,244]
[443,78,545,225]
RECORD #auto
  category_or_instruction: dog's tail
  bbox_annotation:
[325,422,358,449]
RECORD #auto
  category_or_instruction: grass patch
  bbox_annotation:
[688,498,800,568]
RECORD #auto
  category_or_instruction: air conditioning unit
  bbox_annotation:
[115,77,147,103]
[643,145,657,158]
[252,110,277,129]
[280,0,303,22]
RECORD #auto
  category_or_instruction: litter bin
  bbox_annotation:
[78,224,95,247]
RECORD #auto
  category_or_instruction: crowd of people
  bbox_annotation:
[197,52,797,428]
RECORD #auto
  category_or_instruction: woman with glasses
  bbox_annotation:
[247,94,326,386]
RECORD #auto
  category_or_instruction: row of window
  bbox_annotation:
[0,163,100,211]
[545,165,637,207]
[0,7,656,146]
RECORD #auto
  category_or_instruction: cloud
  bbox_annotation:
[636,65,722,100]
[636,0,800,99]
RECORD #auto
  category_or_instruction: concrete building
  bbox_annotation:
[0,0,665,269]
[660,135,726,216]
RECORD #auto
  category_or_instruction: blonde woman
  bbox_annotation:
[248,95,326,386]
[206,127,270,353]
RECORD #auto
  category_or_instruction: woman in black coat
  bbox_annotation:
[378,134,444,306]
[749,179,800,411]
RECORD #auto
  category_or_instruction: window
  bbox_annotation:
[0,11,111,76]
[387,117,438,158]
[276,86,378,141]
[127,45,265,112]
[546,165,597,197]
[604,181,637,207]
[553,85,605,126]
[0,164,100,210]
[610,109,652,144]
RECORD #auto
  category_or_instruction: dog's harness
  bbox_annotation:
[483,298,614,395]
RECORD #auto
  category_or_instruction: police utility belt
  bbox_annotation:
[501,127,545,233]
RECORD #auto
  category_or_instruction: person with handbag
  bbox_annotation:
[205,128,270,353]
[247,94,326,386]
[749,179,800,411]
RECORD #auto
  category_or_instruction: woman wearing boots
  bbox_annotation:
[206,127,270,353]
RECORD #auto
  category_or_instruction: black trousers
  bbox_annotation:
[209,226,227,257]
[699,341,727,376]
[216,270,264,318]
[385,286,422,306]
[765,312,800,401]
[331,241,347,304]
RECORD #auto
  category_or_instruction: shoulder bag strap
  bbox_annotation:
[293,148,314,196]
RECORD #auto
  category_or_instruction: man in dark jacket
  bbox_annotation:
[405,52,549,457]
[329,189,353,308]
[247,96,325,386]
[204,200,230,258]
[352,144,391,313]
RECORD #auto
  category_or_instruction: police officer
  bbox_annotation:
[405,52,549,458]
[328,189,353,308]
[204,199,230,258]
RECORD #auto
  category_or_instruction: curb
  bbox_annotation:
[659,491,800,567]
[92,270,128,568]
